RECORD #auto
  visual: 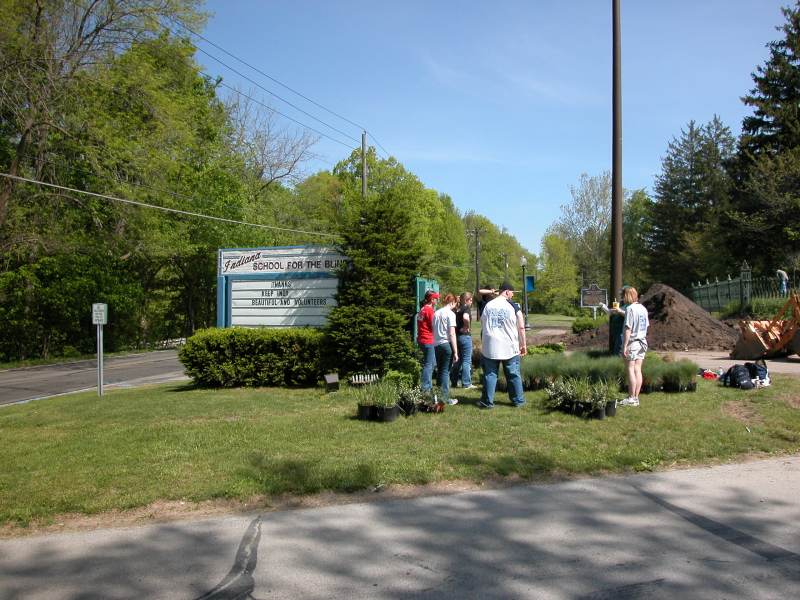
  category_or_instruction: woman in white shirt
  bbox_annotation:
[433,293,459,405]
[620,287,649,407]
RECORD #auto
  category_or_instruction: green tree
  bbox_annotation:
[530,233,578,314]
[323,195,420,375]
[463,212,534,292]
[647,117,735,290]
[622,188,654,292]
[549,172,612,288]
[726,4,800,271]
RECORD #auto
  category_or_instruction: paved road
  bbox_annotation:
[1,455,798,599]
[0,350,187,406]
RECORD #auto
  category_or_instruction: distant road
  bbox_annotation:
[0,350,188,406]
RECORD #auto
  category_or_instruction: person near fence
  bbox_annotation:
[433,293,459,405]
[416,290,439,391]
[620,286,649,407]
[777,268,789,296]
[450,292,475,389]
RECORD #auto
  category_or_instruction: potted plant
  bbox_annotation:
[372,381,400,422]
[353,386,376,421]
[588,379,609,420]
[397,385,423,416]
[418,387,444,413]
[569,377,593,417]
[604,377,619,417]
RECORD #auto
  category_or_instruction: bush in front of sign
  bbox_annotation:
[179,327,324,387]
[322,305,418,380]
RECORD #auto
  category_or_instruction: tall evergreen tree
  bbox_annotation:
[726,3,800,271]
[647,117,734,290]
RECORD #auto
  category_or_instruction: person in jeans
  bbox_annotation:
[619,286,649,407]
[450,292,475,389]
[416,290,439,391]
[433,293,459,405]
[479,282,527,408]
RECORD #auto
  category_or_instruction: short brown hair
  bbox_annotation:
[443,293,457,305]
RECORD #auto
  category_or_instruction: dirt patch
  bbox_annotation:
[722,401,764,425]
[567,283,738,352]
[781,393,800,409]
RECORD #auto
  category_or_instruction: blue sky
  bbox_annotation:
[200,1,788,255]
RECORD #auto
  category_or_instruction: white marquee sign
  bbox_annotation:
[217,246,347,328]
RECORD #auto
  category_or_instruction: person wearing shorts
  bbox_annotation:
[620,287,649,407]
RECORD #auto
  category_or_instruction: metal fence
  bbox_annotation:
[690,262,797,311]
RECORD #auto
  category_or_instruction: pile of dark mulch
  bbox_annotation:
[567,283,738,351]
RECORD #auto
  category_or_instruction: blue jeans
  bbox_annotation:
[419,343,436,391]
[450,334,473,387]
[481,354,525,407]
[435,343,453,400]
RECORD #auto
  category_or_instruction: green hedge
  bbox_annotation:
[494,352,698,393]
[179,327,324,387]
[572,314,608,334]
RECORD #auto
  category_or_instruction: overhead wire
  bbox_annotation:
[192,44,360,145]
[216,81,354,149]
[0,173,341,239]
[167,16,393,160]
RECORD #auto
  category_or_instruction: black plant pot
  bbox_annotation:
[398,399,417,416]
[375,405,400,422]
[590,405,606,420]
[357,404,375,420]
[605,401,617,417]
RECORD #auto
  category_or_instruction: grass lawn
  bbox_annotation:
[1,377,799,526]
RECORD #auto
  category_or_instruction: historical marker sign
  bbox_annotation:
[217,246,347,328]
[580,283,607,308]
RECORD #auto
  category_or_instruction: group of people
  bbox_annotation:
[415,282,528,408]
[416,283,651,410]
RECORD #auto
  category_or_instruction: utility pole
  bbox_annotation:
[472,228,481,300]
[610,0,624,352]
[361,131,367,199]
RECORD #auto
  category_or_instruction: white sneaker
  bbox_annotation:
[445,398,458,405]
[463,384,477,390]
[619,397,639,407]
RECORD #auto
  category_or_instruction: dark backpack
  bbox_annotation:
[744,359,769,382]
[723,364,754,390]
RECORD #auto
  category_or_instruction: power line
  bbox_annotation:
[169,17,393,159]
[217,81,355,149]
[0,173,340,239]
[193,44,360,145]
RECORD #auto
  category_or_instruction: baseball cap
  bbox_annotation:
[499,281,515,292]
[425,290,440,300]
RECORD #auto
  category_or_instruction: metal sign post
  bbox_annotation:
[92,303,108,396]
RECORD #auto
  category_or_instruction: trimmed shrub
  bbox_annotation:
[323,305,418,378]
[179,327,324,387]
[572,314,608,334]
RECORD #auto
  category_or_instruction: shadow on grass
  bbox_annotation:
[242,453,380,495]
[450,449,557,478]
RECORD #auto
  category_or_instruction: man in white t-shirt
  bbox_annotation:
[478,282,527,408]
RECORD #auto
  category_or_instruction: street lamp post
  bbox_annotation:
[520,255,529,317]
